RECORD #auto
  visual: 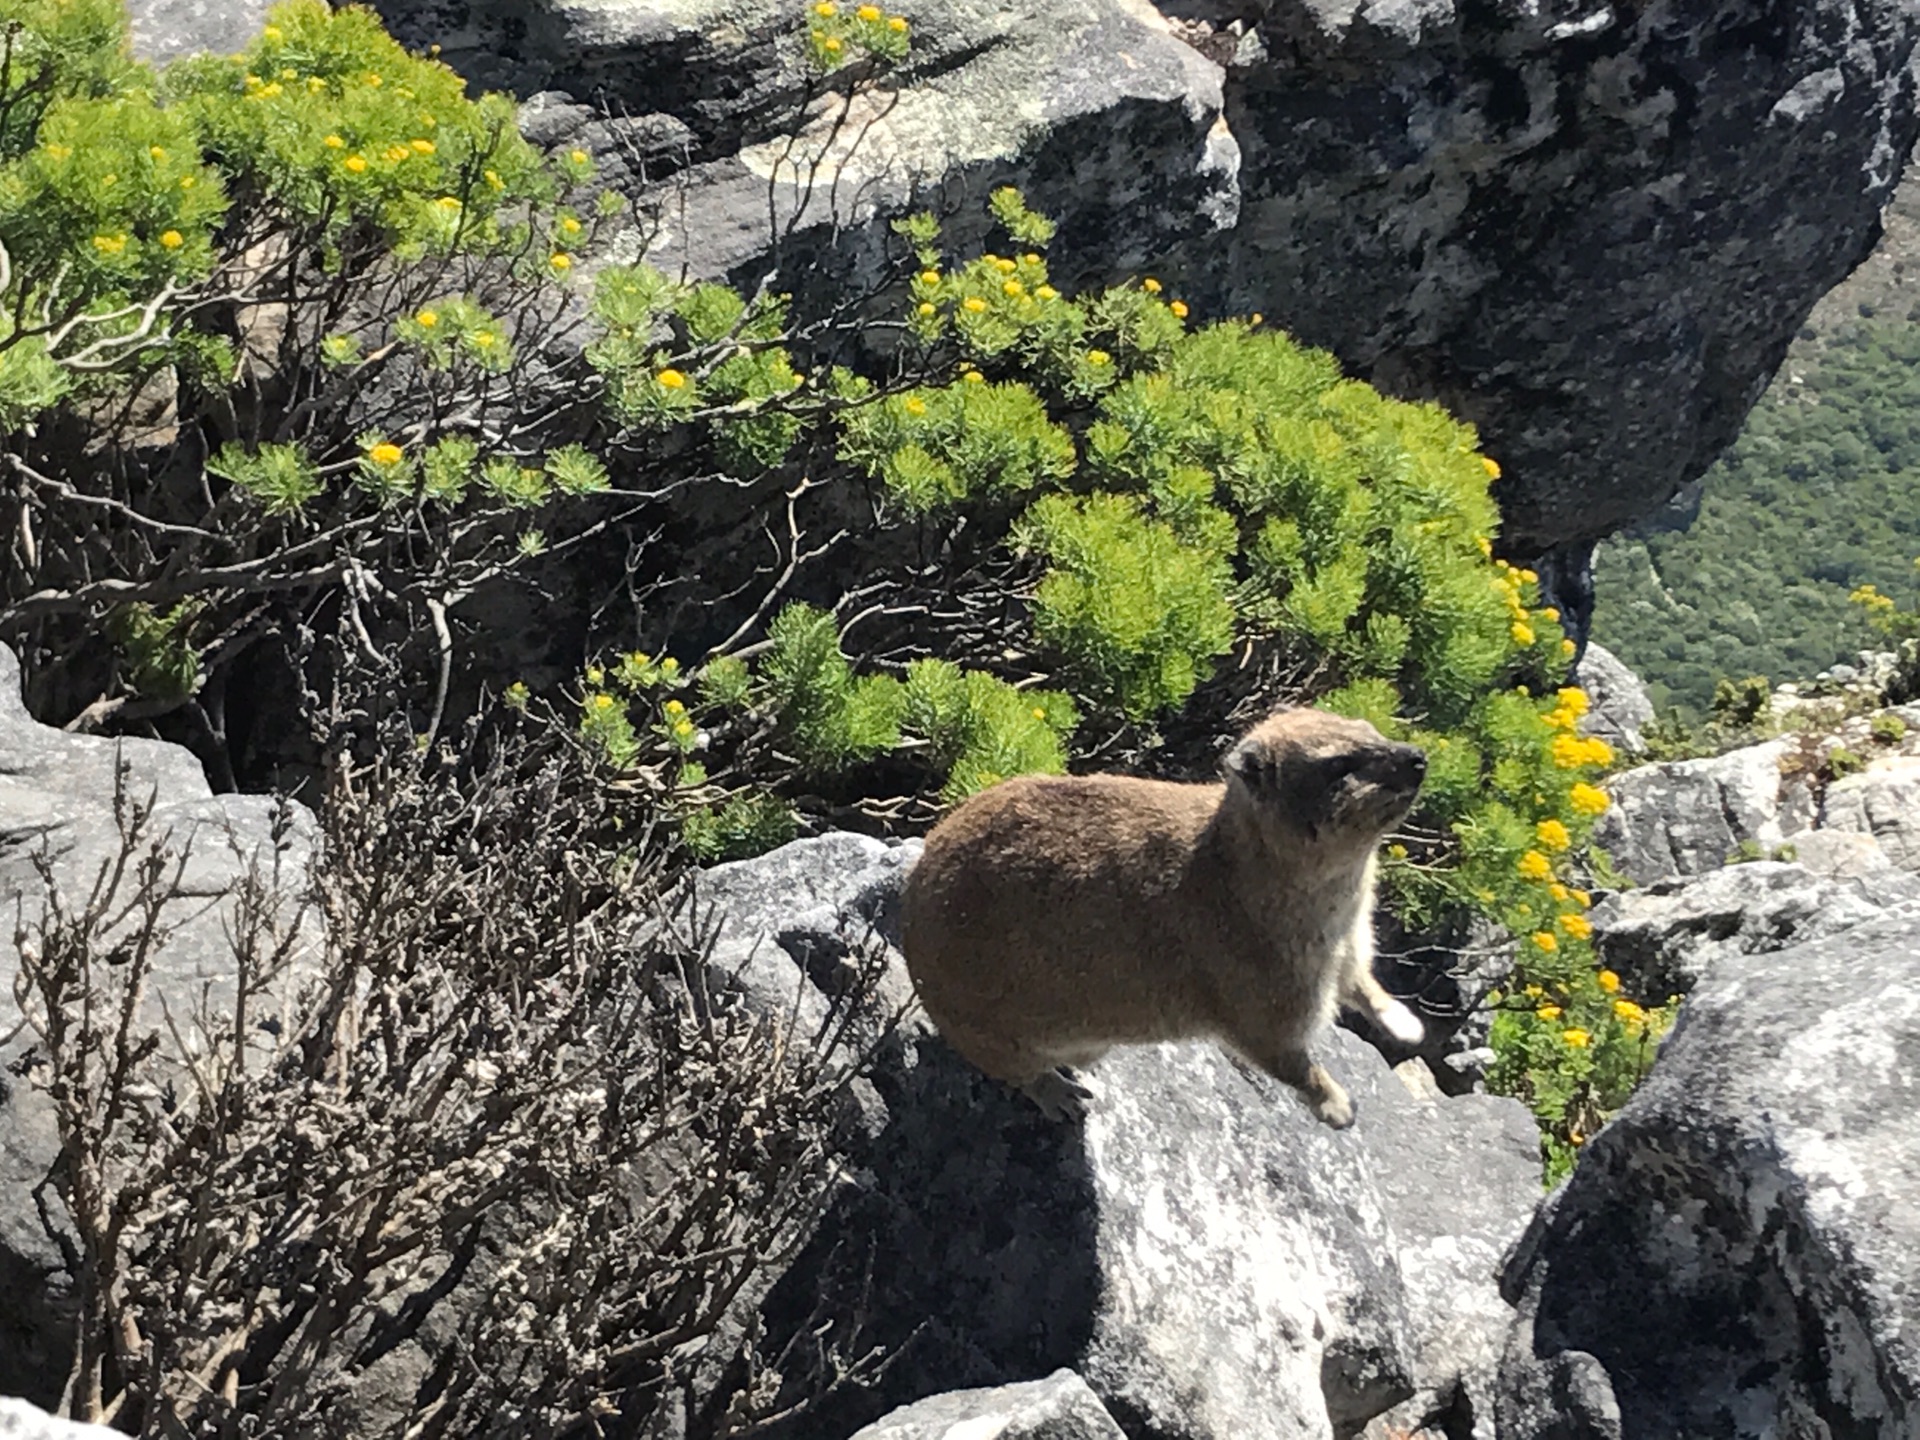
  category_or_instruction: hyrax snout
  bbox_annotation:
[900,707,1427,1127]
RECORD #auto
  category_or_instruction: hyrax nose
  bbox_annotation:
[1396,745,1428,787]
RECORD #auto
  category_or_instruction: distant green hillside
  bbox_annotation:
[1592,318,1920,714]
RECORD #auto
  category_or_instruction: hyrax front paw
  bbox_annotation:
[1020,1067,1095,1122]
[1377,997,1425,1046]
[1312,1081,1355,1130]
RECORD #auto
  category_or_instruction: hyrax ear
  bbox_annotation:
[1225,737,1274,791]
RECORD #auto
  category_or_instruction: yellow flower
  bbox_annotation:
[823,35,842,50]
[1550,882,1569,901]
[814,0,836,12]
[916,302,935,316]
[325,133,346,148]
[570,149,589,165]
[1597,969,1621,993]
[549,252,573,271]
[1536,818,1572,852]
[673,719,695,737]
[1544,707,1577,731]
[42,143,70,160]
[149,145,167,161]
[664,699,686,715]
[592,694,615,710]
[1561,1027,1590,1048]
[1560,913,1593,940]
[963,296,988,312]
[411,138,436,154]
[1036,285,1058,300]
[1556,686,1590,717]
[1524,985,1543,998]
[471,331,497,349]
[1573,889,1592,909]
[1553,735,1613,770]
[1561,638,1578,657]
[1386,842,1408,859]
[181,175,196,189]
[1476,536,1493,557]
[904,396,927,415]
[889,15,908,29]
[1086,350,1111,366]
[1532,931,1558,953]
[159,230,184,250]
[1003,279,1024,297]
[1518,850,1554,881]
[1482,456,1501,479]
[262,24,283,39]
[1142,277,1162,293]
[385,145,411,162]
[660,657,679,673]
[308,76,327,93]
[1032,706,1048,720]
[1170,300,1189,318]
[436,196,461,211]
[416,310,438,328]
[1250,312,1264,325]
[1569,782,1610,816]
[365,72,383,86]
[279,67,297,80]
[994,257,1017,273]
[963,369,985,384]
[919,269,940,285]
[585,666,606,686]
[857,3,881,17]
[1511,622,1535,646]
[1536,1003,1563,1020]
[90,233,126,255]
[486,169,505,190]
[1520,567,1539,584]
[368,442,404,465]
[1612,999,1645,1025]
[560,216,582,235]
[656,368,687,389]
[1541,606,1561,623]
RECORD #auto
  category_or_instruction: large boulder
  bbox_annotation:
[0,1399,120,1439]
[1573,644,1653,757]
[357,0,1920,586]
[1587,739,1815,884]
[693,838,1543,1440]
[847,1370,1126,1440]
[1587,859,1919,1001]
[1496,911,1920,1439]
[1820,753,1920,873]
[0,647,315,1406]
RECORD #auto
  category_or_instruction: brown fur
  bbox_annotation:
[900,708,1427,1127]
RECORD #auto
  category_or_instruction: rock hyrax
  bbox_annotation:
[901,707,1427,1127]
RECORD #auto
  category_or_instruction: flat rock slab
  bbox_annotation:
[1589,740,1814,884]
[1498,911,1920,1438]
[847,1369,1125,1440]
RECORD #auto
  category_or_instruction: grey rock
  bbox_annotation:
[0,647,315,1406]
[125,0,274,63]
[1588,740,1814,885]
[0,1398,121,1439]
[341,0,1920,576]
[1496,910,1920,1438]
[1573,644,1652,756]
[846,1369,1125,1440]
[1779,825,1899,880]
[723,834,1543,1440]
[1587,860,1919,1000]
[1821,754,1920,873]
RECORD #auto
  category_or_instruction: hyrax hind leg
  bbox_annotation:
[1227,1034,1355,1130]
[936,1022,1101,1121]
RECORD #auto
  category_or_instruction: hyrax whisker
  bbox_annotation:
[901,707,1427,1128]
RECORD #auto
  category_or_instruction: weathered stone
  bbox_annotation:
[1573,644,1652,756]
[125,0,274,63]
[1588,740,1814,885]
[0,1398,121,1439]
[1497,911,1920,1438]
[1781,825,1899,880]
[1821,753,1920,873]
[710,830,1545,1440]
[1588,859,1919,1000]
[846,1370,1126,1440]
[343,0,1920,590]
[0,647,315,1407]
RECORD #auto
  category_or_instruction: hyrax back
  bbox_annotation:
[901,708,1426,1126]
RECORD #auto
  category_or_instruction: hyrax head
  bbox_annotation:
[1223,708,1427,852]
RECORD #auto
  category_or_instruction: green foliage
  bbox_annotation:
[804,0,911,69]
[1872,711,1907,744]
[681,792,799,862]
[1486,969,1676,1184]
[902,659,1077,802]
[206,441,321,514]
[109,601,200,701]
[760,604,906,772]
[1593,319,1920,713]
[1017,492,1236,719]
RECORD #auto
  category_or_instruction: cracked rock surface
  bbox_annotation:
[1497,909,1920,1438]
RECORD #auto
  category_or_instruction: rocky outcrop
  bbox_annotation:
[1588,859,1918,1001]
[356,0,1920,588]
[688,835,1544,1440]
[1588,739,1815,885]
[1496,910,1920,1438]
[848,1371,1126,1440]
[1573,643,1652,757]
[0,1398,119,1439]
[0,647,315,1405]
[1821,753,1920,872]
